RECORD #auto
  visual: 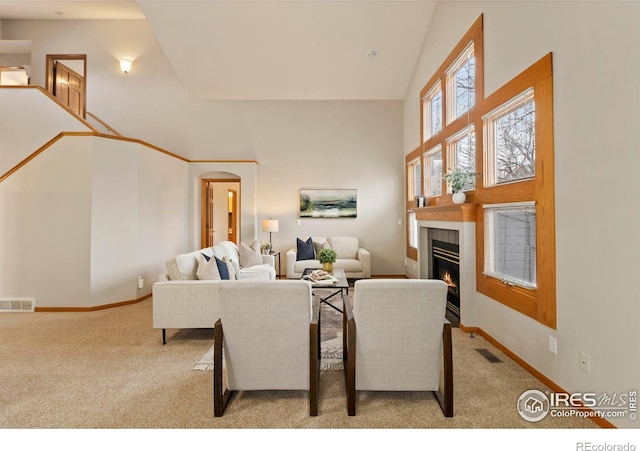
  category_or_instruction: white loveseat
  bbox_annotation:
[286,236,371,279]
[152,241,276,344]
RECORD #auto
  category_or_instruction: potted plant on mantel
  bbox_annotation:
[318,248,337,273]
[442,168,480,204]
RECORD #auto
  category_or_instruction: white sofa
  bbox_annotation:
[153,241,276,344]
[286,236,371,279]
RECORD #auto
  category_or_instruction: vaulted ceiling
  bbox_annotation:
[0,1,436,100]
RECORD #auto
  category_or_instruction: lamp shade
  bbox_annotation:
[120,59,132,73]
[262,219,279,233]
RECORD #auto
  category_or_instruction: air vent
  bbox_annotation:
[0,298,35,312]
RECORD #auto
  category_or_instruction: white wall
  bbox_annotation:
[136,141,189,293]
[0,87,91,176]
[247,100,405,275]
[0,137,93,308]
[403,1,640,428]
[0,131,188,308]
[89,137,188,304]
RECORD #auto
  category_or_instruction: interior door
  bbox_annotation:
[54,61,84,117]
[46,55,87,118]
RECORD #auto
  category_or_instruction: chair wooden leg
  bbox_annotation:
[213,320,232,417]
[345,313,356,416]
[309,320,319,416]
[342,306,347,379]
[435,322,454,417]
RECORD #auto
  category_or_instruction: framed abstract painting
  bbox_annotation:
[299,189,357,218]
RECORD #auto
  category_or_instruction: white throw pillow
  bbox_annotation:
[239,242,263,268]
[196,253,221,280]
[223,256,238,280]
[313,240,331,257]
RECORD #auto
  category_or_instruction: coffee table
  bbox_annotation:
[302,268,349,314]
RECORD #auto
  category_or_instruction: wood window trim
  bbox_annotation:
[405,145,422,260]
[475,53,556,329]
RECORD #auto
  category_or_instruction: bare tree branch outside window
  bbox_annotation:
[454,131,476,190]
[455,56,475,118]
[494,100,535,183]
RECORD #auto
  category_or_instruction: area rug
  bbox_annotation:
[194,291,346,371]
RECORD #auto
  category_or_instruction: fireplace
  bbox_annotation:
[431,240,461,317]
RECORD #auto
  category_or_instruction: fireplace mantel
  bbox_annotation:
[412,203,478,222]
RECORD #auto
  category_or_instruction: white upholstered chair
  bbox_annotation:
[343,279,453,416]
[213,280,320,416]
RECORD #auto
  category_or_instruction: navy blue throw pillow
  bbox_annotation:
[201,253,211,262]
[296,237,316,261]
[215,256,230,280]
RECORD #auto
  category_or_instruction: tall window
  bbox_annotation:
[419,20,482,203]
[425,145,442,197]
[405,146,424,260]
[447,125,476,192]
[446,43,475,123]
[484,88,535,186]
[407,157,422,201]
[422,81,442,141]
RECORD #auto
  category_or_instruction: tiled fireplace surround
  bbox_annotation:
[416,204,478,328]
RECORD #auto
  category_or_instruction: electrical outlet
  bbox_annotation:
[548,336,557,354]
[580,352,591,373]
[296,219,301,226]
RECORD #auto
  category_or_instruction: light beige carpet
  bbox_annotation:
[0,296,599,430]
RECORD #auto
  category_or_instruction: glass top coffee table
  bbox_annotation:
[302,268,349,314]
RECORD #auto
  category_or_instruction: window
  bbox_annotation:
[422,81,442,141]
[425,145,442,197]
[407,157,422,201]
[484,202,536,289]
[405,145,423,260]
[484,88,535,186]
[446,43,475,123]
[408,211,418,249]
[446,125,476,192]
